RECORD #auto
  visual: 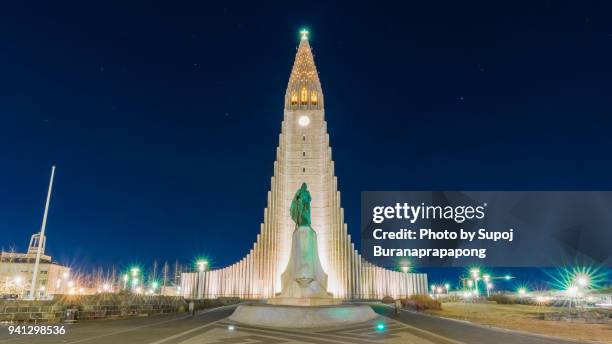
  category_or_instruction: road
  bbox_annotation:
[0,303,593,344]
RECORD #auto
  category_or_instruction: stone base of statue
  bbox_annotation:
[266,296,341,306]
[228,303,377,328]
[267,225,339,306]
[229,225,376,328]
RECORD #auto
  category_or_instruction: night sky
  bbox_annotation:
[1,2,611,273]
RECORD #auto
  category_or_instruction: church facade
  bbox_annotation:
[181,33,427,300]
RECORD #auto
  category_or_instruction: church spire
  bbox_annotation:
[285,29,323,110]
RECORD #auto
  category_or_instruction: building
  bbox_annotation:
[0,233,71,298]
[181,32,427,300]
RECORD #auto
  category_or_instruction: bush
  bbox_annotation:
[488,293,536,305]
[381,295,395,304]
[488,294,514,304]
[400,295,441,311]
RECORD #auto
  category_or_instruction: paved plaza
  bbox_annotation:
[0,304,585,344]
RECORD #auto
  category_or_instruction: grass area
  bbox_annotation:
[426,302,612,343]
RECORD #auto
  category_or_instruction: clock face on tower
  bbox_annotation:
[298,115,310,127]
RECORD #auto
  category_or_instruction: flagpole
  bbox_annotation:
[29,165,56,299]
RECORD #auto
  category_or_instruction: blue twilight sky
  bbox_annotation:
[1,1,611,272]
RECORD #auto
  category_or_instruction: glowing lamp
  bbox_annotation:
[197,260,208,272]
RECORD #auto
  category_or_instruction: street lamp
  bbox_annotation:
[470,268,480,294]
[575,274,590,288]
[197,260,208,272]
[483,275,491,297]
[195,259,209,299]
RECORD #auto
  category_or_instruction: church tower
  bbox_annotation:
[182,31,427,299]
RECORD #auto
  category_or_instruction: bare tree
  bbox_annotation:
[162,261,169,287]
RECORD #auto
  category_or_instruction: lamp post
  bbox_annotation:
[470,268,480,295]
[195,260,208,299]
[197,260,208,273]
[130,267,140,292]
[483,274,491,297]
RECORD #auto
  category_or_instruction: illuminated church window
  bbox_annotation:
[311,92,317,105]
[291,93,298,105]
[301,87,308,104]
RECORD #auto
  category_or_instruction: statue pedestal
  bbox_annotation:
[270,225,333,303]
[229,303,378,329]
[267,297,341,307]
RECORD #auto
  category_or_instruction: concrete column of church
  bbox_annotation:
[352,246,357,299]
[347,237,352,298]
[240,260,244,297]
[229,265,233,296]
[347,240,352,299]
[224,267,229,296]
[221,265,232,297]
[369,263,373,299]
[379,267,384,298]
[204,271,208,298]
[370,263,375,299]
[244,255,249,298]
[351,250,357,298]
[344,227,350,298]
[209,271,214,298]
[356,253,361,298]
[387,269,392,297]
[374,267,378,298]
[244,256,249,298]
[253,238,259,295]
[236,263,240,296]
[386,269,391,297]
[225,266,230,297]
[340,220,346,298]
[262,207,269,296]
[232,265,235,295]
[364,264,369,299]
[334,205,340,297]
[233,265,237,296]
[248,253,253,298]
[240,260,245,297]
[263,218,269,298]
[332,184,339,297]
[396,272,400,298]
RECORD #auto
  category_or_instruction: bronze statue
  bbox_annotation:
[290,182,311,226]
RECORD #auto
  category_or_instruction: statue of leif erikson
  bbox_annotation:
[268,182,336,306]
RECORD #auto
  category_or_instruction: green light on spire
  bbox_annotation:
[300,28,309,40]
